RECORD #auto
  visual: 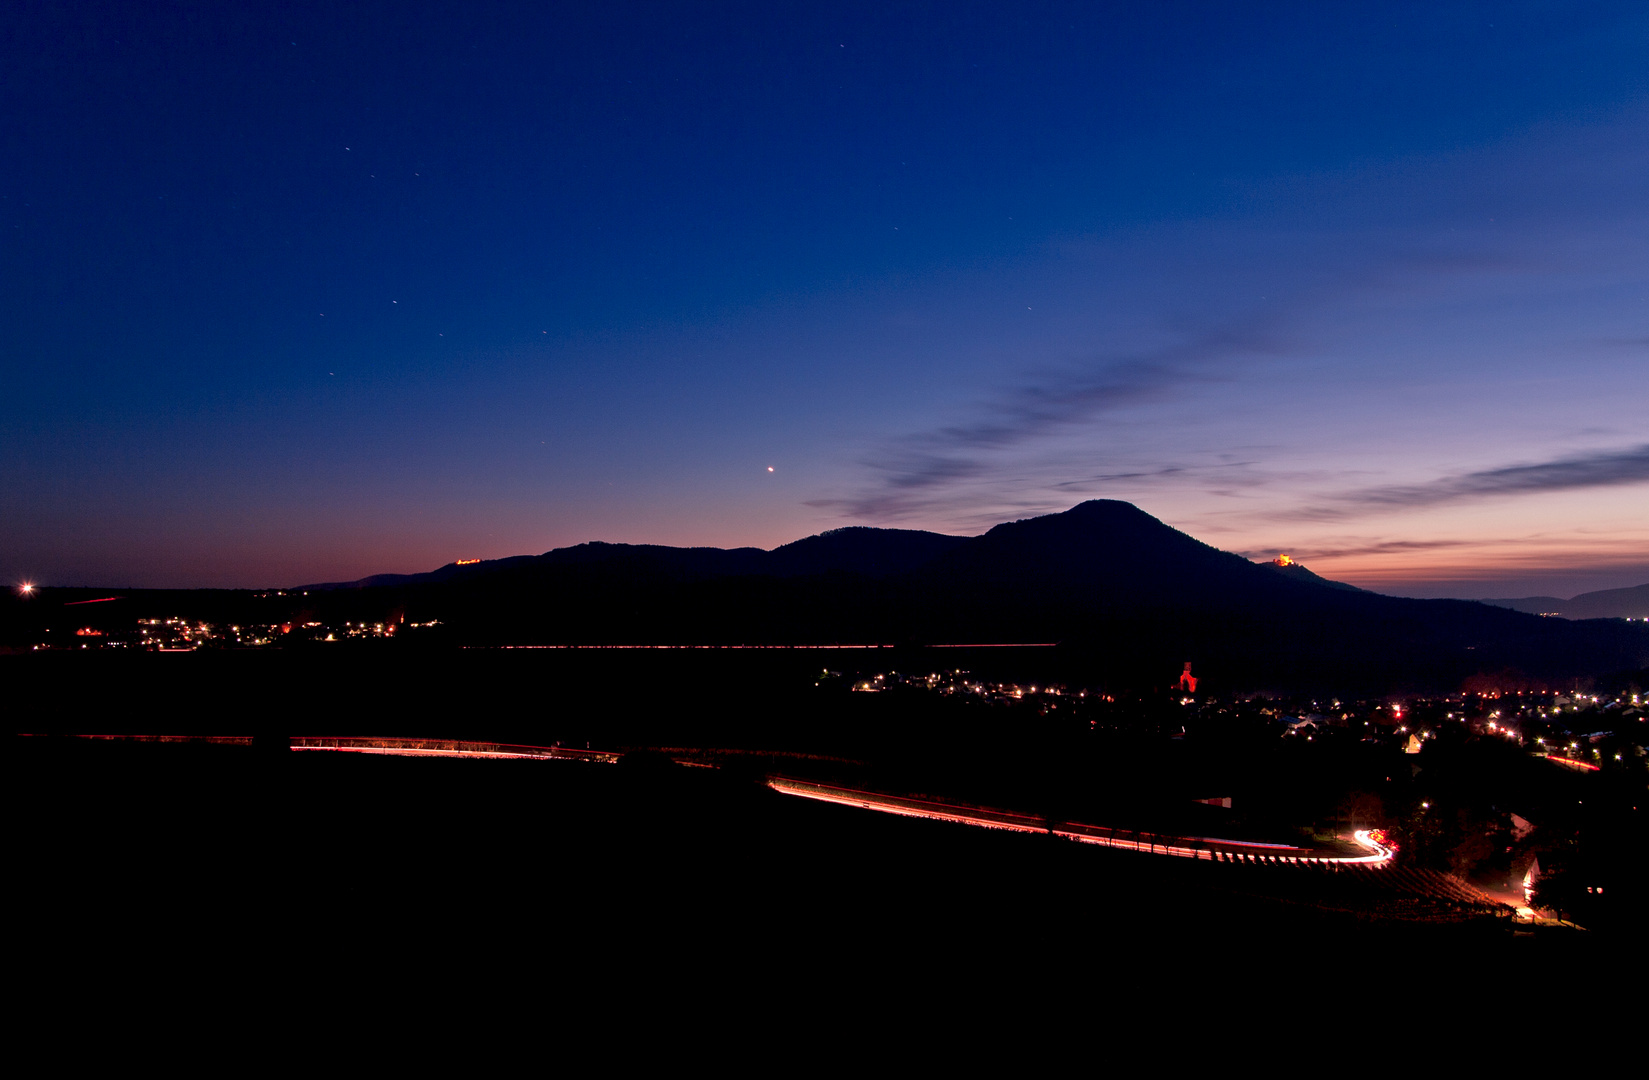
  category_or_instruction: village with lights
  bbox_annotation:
[807,664,1646,927]
[833,666,1643,769]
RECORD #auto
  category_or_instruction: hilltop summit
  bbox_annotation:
[272,499,1649,692]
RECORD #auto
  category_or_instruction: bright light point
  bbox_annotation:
[19,584,33,594]
[766,466,774,473]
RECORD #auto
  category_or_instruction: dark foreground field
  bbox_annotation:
[15,735,1611,1024]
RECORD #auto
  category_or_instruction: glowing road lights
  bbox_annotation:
[771,778,1395,866]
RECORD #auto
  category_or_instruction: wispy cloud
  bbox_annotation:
[814,320,1283,520]
[1051,465,1190,489]
[809,110,1649,530]
[1290,443,1649,520]
[1249,537,1480,560]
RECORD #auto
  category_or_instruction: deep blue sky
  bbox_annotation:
[4,1,1646,593]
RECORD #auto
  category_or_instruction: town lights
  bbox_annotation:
[18,583,33,595]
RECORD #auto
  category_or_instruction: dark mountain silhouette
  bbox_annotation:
[766,526,970,578]
[1263,560,1369,593]
[1476,595,1566,616]
[293,499,1649,694]
[303,526,966,591]
[1477,583,1648,620]
[913,500,1369,610]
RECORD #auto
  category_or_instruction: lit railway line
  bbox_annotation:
[294,744,559,760]
[21,734,619,763]
[288,736,617,762]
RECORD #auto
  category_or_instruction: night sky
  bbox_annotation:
[4,2,1646,595]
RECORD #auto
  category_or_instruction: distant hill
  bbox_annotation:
[767,526,970,578]
[302,526,968,592]
[1476,596,1567,616]
[1477,583,1648,620]
[18,501,1641,694]
[1263,560,1369,593]
[283,499,1649,694]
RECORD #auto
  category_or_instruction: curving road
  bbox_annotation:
[31,734,1391,867]
[766,777,1393,866]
